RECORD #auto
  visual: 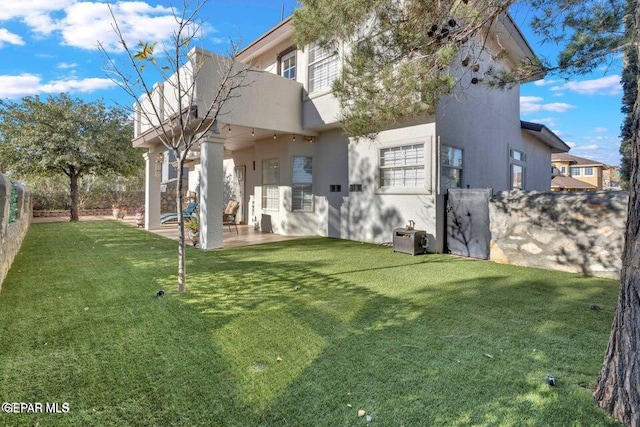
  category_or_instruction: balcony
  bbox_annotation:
[132,48,316,151]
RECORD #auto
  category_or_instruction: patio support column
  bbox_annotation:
[143,150,162,230]
[199,132,225,249]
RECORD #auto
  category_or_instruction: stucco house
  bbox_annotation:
[133,13,569,251]
[603,166,622,190]
[551,153,610,191]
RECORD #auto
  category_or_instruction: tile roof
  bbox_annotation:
[551,175,597,190]
[552,153,609,167]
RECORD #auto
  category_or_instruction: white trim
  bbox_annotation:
[377,142,427,192]
[262,158,280,211]
[308,43,339,94]
[280,49,296,80]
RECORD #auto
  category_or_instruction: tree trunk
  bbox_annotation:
[69,167,80,222]
[593,4,640,424]
[176,150,186,292]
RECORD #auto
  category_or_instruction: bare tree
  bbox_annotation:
[100,0,251,292]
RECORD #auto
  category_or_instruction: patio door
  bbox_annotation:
[234,166,246,224]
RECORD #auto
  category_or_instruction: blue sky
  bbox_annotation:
[0,1,624,166]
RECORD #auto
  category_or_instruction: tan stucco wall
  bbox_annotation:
[552,161,605,190]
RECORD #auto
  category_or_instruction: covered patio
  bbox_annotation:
[32,215,301,249]
[149,222,301,249]
[132,48,317,250]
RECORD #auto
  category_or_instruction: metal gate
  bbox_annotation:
[445,188,492,260]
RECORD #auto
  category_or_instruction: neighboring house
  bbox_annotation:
[603,166,622,190]
[132,13,569,251]
[551,153,610,191]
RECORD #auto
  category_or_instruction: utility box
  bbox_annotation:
[392,228,427,256]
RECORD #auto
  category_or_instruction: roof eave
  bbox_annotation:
[236,16,294,63]
[498,14,545,83]
[521,121,570,153]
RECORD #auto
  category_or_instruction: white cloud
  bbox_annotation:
[572,144,601,152]
[0,74,42,98]
[0,28,24,47]
[0,1,74,21]
[39,77,115,93]
[551,75,622,96]
[59,2,180,51]
[544,103,576,112]
[593,127,609,133]
[0,1,73,36]
[533,78,563,87]
[23,13,60,36]
[0,73,115,99]
[0,1,216,52]
[57,62,78,69]
[530,117,557,127]
[521,95,543,103]
[584,135,621,143]
[520,96,576,114]
[553,130,573,140]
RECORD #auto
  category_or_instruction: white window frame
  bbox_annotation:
[291,156,313,212]
[280,49,296,80]
[379,143,425,190]
[308,43,339,94]
[571,167,581,176]
[561,166,566,174]
[440,145,463,193]
[584,166,594,176]
[262,158,279,211]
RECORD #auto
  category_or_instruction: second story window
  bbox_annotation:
[308,43,338,94]
[279,49,296,80]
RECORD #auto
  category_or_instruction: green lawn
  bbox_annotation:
[0,221,622,426]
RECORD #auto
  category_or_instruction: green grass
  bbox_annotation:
[0,220,622,426]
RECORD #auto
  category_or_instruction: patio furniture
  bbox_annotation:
[160,202,198,224]
[223,200,240,234]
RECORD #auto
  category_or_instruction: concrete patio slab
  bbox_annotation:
[32,215,301,249]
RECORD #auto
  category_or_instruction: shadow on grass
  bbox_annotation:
[174,246,620,425]
[0,221,622,426]
[0,222,255,426]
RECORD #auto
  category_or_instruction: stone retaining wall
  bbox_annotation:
[0,174,32,293]
[489,191,628,279]
[33,208,114,218]
[33,183,182,218]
